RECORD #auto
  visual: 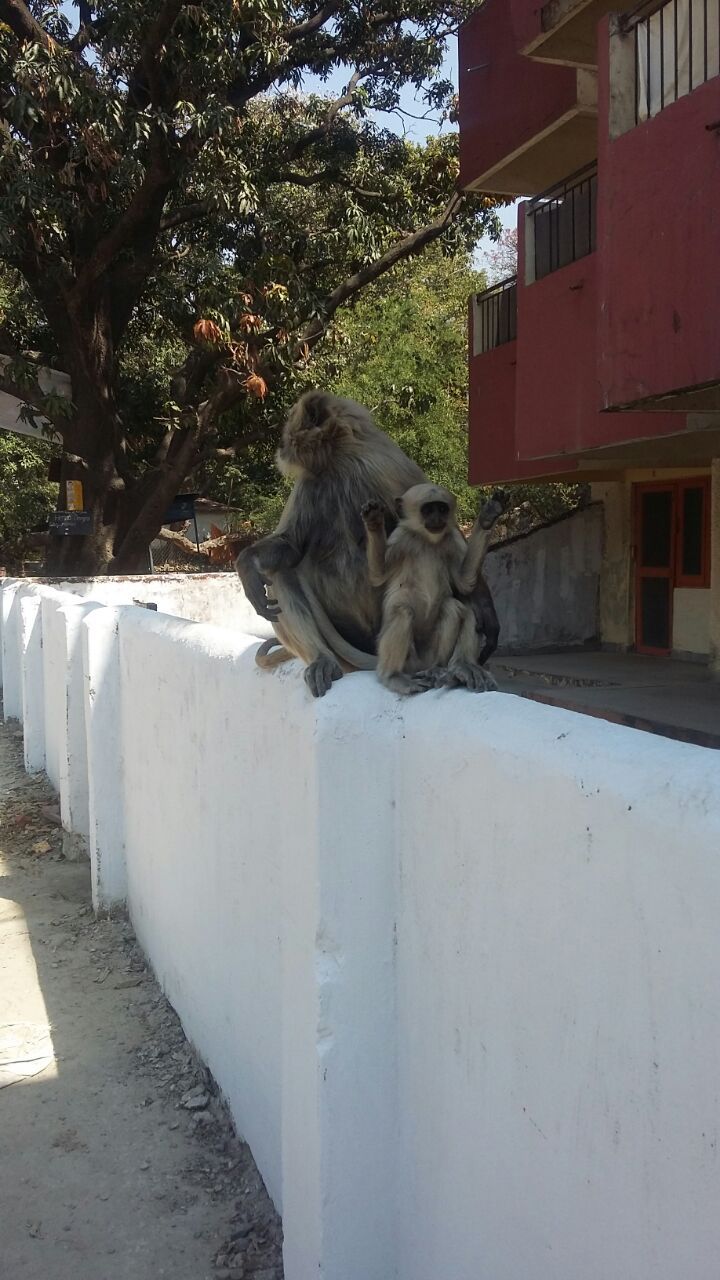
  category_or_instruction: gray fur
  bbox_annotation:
[236,390,501,697]
[362,484,501,696]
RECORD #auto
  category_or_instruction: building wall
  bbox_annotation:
[468,339,522,485]
[597,22,720,409]
[459,0,579,189]
[516,248,599,460]
[469,205,685,483]
[509,0,545,49]
[673,588,711,654]
[485,504,603,651]
[710,460,720,673]
[592,480,634,649]
[4,581,720,1280]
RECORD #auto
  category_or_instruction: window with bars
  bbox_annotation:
[630,0,720,123]
[472,278,517,356]
[526,166,598,282]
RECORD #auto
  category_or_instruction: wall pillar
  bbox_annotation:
[592,480,633,650]
[281,689,400,1280]
[19,587,45,773]
[710,459,720,676]
[59,600,103,839]
[1,579,24,719]
[82,606,128,909]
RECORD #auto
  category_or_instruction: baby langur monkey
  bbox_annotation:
[361,484,508,696]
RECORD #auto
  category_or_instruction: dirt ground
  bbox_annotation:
[0,716,283,1280]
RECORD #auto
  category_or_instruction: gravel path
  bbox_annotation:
[0,715,282,1280]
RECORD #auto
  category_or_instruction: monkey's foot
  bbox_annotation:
[382,671,437,696]
[413,666,449,690]
[442,660,498,693]
[305,654,343,698]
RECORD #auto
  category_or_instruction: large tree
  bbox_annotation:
[0,0,500,573]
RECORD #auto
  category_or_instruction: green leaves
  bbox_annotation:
[0,434,55,561]
[0,0,505,566]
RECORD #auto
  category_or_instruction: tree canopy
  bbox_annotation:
[0,0,501,572]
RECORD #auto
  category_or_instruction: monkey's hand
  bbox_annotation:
[235,547,282,619]
[249,581,282,620]
[361,500,386,533]
[476,488,510,531]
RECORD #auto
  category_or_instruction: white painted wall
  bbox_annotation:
[3,579,720,1280]
[392,696,720,1280]
[117,612,293,1211]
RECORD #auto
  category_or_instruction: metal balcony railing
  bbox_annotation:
[527,164,598,282]
[623,0,720,123]
[472,277,517,357]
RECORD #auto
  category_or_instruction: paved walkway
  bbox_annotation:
[0,721,282,1279]
[492,650,720,749]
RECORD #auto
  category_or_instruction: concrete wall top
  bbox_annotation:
[20,572,273,637]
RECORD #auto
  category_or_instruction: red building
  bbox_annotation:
[460,0,720,664]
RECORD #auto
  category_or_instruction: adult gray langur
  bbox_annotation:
[236,390,501,697]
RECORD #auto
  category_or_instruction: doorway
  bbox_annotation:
[634,478,711,655]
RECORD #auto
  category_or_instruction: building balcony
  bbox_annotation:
[468,278,585,483]
[524,162,597,281]
[516,0,621,68]
[459,0,598,195]
[468,165,703,482]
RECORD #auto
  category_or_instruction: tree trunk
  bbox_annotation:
[45,449,119,576]
[42,305,201,576]
[108,429,199,573]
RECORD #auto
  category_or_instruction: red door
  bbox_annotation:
[634,483,675,655]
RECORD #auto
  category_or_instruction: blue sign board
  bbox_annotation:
[164,493,197,523]
[49,512,93,537]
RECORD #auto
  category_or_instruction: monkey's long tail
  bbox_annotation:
[301,581,378,672]
[255,638,295,669]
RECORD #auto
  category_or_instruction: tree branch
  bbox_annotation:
[283,2,340,42]
[301,190,465,352]
[276,168,383,199]
[195,429,267,463]
[160,199,214,233]
[127,0,187,106]
[286,69,364,160]
[0,0,56,51]
[74,135,175,290]
[196,367,248,433]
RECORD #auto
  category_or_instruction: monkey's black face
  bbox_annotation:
[421,500,450,534]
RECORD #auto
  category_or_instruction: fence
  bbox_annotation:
[628,0,720,123]
[527,164,598,281]
[3,576,720,1279]
[472,276,517,356]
